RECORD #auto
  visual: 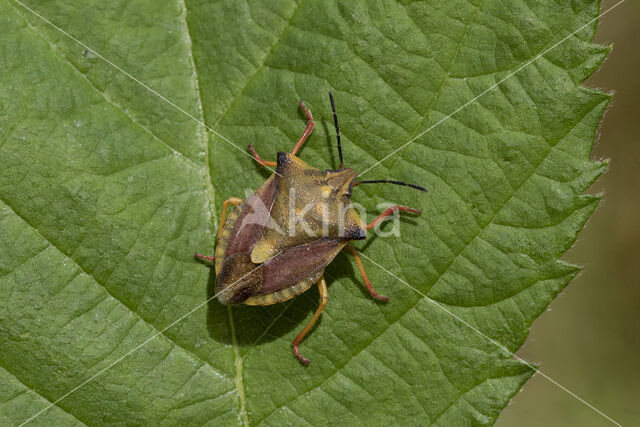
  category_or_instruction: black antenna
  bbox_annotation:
[328,91,343,168]
[354,180,428,192]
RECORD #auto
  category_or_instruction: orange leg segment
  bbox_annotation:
[194,197,243,265]
[366,205,421,230]
[292,275,328,365]
[216,197,243,236]
[248,144,277,168]
[290,101,315,156]
[193,253,216,265]
[344,244,389,302]
[248,101,315,167]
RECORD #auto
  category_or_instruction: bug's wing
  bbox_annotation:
[261,237,345,294]
[216,251,264,305]
[216,237,345,305]
[225,175,279,256]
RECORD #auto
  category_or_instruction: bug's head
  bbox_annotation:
[273,152,366,241]
[327,92,428,196]
[324,167,357,199]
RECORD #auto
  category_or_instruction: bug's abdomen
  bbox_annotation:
[215,250,320,306]
[214,202,243,276]
[244,273,320,306]
[216,252,263,305]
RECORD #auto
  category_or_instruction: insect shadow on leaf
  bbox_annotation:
[321,119,337,169]
[197,92,427,364]
[205,267,314,346]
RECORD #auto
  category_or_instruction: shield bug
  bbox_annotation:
[195,93,427,364]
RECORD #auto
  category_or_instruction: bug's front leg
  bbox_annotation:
[344,244,389,302]
[292,275,328,365]
[290,100,315,156]
[194,197,243,265]
[248,144,277,168]
[366,205,421,230]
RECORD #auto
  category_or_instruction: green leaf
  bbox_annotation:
[0,0,609,425]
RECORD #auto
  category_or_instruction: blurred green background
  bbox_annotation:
[497,1,640,425]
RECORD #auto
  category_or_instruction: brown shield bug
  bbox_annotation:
[195,93,426,364]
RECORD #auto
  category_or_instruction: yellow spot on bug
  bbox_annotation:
[251,239,277,264]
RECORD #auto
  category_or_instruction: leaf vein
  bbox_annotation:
[0,364,87,426]
[8,0,202,171]
[210,0,304,130]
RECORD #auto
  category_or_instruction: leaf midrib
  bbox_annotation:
[191,1,305,423]
[179,0,217,236]
[182,1,582,421]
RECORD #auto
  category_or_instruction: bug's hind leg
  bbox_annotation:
[248,144,277,168]
[290,101,315,156]
[292,275,328,365]
[344,244,389,302]
[194,197,243,265]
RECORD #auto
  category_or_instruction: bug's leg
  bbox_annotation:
[290,101,315,156]
[193,253,215,266]
[194,197,243,264]
[292,275,328,365]
[366,205,421,230]
[216,197,243,237]
[344,243,389,302]
[248,144,277,168]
